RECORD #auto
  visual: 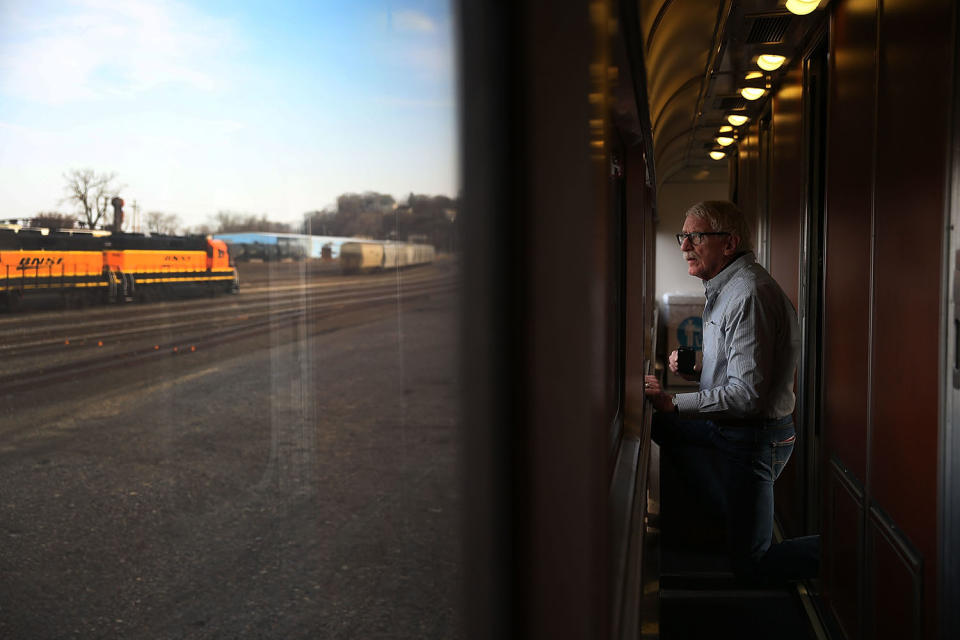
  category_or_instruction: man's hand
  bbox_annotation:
[668,349,701,382]
[644,374,675,413]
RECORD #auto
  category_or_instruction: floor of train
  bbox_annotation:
[642,420,823,640]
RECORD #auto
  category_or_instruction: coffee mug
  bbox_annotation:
[677,346,696,375]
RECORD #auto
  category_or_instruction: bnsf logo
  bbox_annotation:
[17,257,64,269]
[163,255,192,262]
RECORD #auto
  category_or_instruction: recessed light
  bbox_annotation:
[757,55,786,71]
[786,0,819,16]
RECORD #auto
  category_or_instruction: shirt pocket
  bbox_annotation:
[704,319,723,354]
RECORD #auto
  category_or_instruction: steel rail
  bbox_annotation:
[0,281,457,395]
[0,271,458,354]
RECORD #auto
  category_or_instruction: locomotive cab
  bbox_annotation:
[206,238,231,271]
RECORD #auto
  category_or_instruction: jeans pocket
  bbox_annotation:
[770,434,796,480]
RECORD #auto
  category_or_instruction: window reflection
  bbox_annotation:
[0,2,460,637]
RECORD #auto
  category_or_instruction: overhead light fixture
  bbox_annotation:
[785,0,819,15]
[745,71,764,80]
[741,87,765,101]
[727,114,749,126]
[718,125,733,133]
[709,151,726,160]
[757,54,786,71]
[716,136,735,147]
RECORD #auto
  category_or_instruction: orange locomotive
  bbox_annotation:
[0,228,238,309]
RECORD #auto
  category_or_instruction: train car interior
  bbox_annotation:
[459,0,960,638]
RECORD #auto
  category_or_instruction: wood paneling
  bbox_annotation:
[826,460,864,640]
[870,1,951,635]
[819,0,951,635]
[735,122,760,228]
[768,62,806,538]
[768,65,804,310]
[868,507,924,640]
[822,0,876,485]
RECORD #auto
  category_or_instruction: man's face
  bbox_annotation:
[680,215,737,281]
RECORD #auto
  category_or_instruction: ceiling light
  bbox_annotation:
[709,151,726,160]
[741,87,765,101]
[745,71,764,80]
[716,136,734,147]
[727,114,749,126]
[719,125,733,133]
[757,54,786,71]
[785,0,819,15]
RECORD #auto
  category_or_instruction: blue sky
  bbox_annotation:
[0,0,457,230]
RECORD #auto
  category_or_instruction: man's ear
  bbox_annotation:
[723,234,741,256]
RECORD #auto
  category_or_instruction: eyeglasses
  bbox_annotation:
[676,231,730,247]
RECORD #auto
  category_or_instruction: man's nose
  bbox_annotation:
[680,235,693,249]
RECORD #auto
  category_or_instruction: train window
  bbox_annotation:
[0,2,461,638]
[608,146,627,460]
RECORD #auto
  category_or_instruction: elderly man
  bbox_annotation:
[644,200,818,583]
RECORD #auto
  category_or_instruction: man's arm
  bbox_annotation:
[674,293,776,418]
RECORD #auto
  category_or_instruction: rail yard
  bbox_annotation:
[0,258,461,638]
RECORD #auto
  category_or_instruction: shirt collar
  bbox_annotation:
[703,251,755,297]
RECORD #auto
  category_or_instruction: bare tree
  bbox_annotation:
[145,211,182,235]
[29,212,76,229]
[61,169,122,228]
[211,211,292,233]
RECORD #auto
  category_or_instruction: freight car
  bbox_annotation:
[0,227,238,309]
[339,241,435,274]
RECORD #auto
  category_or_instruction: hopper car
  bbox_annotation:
[0,227,238,309]
[339,241,435,274]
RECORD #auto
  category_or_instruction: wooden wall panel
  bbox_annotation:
[821,0,876,633]
[735,121,760,233]
[822,0,875,487]
[768,63,805,538]
[825,461,864,640]
[870,1,951,635]
[868,508,924,640]
[768,67,804,309]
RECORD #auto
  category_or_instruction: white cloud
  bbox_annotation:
[0,0,239,104]
[392,10,437,34]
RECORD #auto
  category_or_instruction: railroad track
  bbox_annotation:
[0,265,458,395]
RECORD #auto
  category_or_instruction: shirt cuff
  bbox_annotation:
[674,393,699,416]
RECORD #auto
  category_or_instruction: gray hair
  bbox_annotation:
[683,200,753,252]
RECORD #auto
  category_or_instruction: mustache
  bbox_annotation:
[683,252,697,260]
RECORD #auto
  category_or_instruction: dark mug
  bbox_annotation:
[677,347,696,375]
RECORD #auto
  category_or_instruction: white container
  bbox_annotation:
[661,293,705,388]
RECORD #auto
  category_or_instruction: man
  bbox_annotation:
[644,200,818,583]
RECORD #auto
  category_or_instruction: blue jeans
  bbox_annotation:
[652,411,819,583]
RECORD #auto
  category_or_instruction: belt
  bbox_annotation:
[712,415,793,429]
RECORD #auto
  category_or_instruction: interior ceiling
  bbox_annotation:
[635,0,827,186]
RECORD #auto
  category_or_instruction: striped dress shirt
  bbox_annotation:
[674,251,800,420]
